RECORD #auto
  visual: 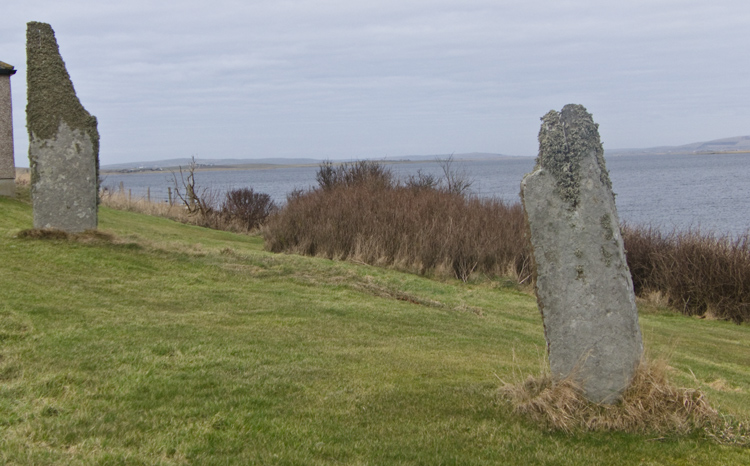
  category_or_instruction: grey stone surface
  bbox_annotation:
[27,22,99,232]
[0,61,16,196]
[0,180,14,197]
[520,104,643,403]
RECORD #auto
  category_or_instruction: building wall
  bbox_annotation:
[0,74,15,196]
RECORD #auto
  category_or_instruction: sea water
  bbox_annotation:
[102,152,750,236]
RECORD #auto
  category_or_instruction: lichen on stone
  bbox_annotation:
[601,245,613,267]
[536,104,611,208]
[600,213,614,241]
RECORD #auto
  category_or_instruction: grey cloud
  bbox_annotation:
[4,0,750,164]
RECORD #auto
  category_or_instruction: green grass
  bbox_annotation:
[1,196,749,465]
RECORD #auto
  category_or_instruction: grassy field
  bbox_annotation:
[1,195,749,465]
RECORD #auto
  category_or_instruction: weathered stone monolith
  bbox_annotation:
[27,22,99,232]
[0,61,16,197]
[520,104,643,403]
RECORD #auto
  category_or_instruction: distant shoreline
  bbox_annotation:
[606,149,750,157]
[99,156,528,175]
[99,150,750,175]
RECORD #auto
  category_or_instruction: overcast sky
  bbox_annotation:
[3,0,749,166]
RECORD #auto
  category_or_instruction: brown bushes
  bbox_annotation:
[622,225,750,323]
[220,188,277,232]
[263,161,530,282]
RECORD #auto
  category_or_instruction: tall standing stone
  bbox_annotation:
[520,104,643,403]
[0,61,16,197]
[26,22,99,232]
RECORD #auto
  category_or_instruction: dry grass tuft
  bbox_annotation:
[501,358,721,435]
[14,169,30,186]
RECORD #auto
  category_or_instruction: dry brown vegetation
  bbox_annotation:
[623,225,750,323]
[100,189,194,222]
[499,357,749,446]
[14,169,30,186]
[263,160,531,282]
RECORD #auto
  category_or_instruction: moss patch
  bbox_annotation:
[26,21,99,187]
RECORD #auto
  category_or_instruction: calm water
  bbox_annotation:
[103,153,750,236]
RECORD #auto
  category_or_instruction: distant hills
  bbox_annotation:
[100,153,519,172]
[101,136,750,172]
[606,135,750,157]
[101,157,322,172]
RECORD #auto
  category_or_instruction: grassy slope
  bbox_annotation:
[1,196,748,465]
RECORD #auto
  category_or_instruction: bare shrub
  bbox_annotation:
[401,156,473,195]
[501,357,720,435]
[438,155,472,195]
[171,157,218,221]
[263,161,529,282]
[623,225,750,323]
[220,188,277,232]
[316,159,394,190]
[404,169,440,191]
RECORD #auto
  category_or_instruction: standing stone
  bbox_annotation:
[26,22,99,232]
[0,61,16,197]
[520,104,643,403]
